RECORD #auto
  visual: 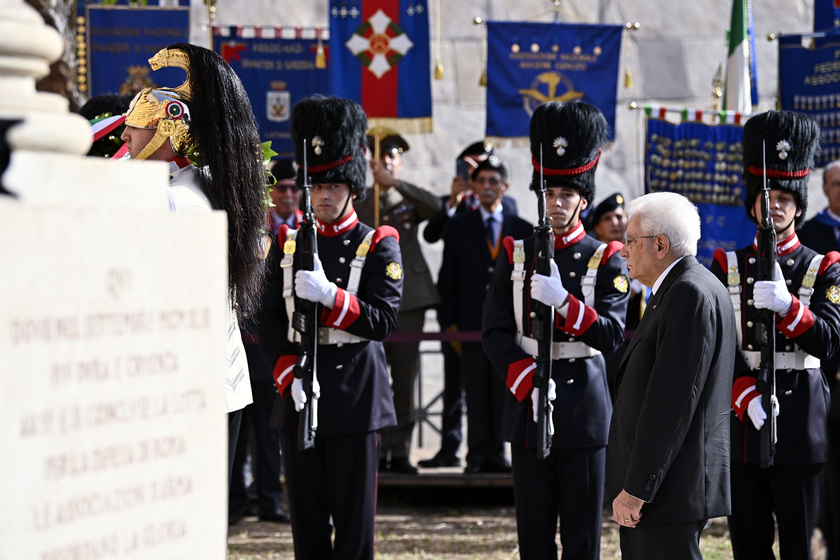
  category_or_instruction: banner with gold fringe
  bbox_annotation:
[328,0,433,134]
[485,21,623,142]
[213,25,330,157]
[82,5,189,98]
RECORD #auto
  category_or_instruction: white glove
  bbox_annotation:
[531,378,557,426]
[291,378,306,412]
[530,260,569,310]
[753,262,792,315]
[295,255,338,308]
[746,394,780,430]
[290,377,321,412]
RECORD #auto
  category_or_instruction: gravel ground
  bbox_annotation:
[227,487,741,560]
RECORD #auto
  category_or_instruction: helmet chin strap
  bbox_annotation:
[335,189,354,223]
[135,122,179,161]
[557,196,584,231]
[777,214,797,238]
[134,131,168,161]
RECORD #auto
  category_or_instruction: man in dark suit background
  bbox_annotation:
[420,141,518,468]
[437,155,532,474]
[607,191,736,559]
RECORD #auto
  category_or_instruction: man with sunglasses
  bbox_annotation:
[267,158,304,234]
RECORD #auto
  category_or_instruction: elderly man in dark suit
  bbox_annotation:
[606,191,736,560]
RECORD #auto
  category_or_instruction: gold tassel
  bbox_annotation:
[624,69,633,89]
[434,56,444,80]
[315,43,326,69]
[479,69,487,87]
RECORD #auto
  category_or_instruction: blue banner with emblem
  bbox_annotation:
[328,0,432,133]
[778,32,840,167]
[84,6,189,98]
[213,27,330,157]
[485,21,623,141]
[645,117,755,268]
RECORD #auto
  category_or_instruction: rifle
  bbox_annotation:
[530,145,554,460]
[292,139,319,450]
[754,140,777,468]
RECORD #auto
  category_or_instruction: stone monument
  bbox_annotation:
[0,2,230,558]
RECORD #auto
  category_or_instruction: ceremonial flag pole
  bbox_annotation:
[723,0,752,112]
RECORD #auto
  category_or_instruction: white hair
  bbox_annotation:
[626,192,700,258]
[824,160,840,185]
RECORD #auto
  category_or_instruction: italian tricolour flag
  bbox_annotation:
[723,0,751,112]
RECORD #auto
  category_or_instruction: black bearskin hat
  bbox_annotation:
[471,154,508,183]
[528,101,608,203]
[291,95,368,200]
[743,110,819,227]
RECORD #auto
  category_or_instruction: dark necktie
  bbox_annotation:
[485,216,495,243]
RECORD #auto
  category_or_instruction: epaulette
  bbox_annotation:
[601,240,623,264]
[503,236,516,264]
[712,248,728,272]
[819,251,840,275]
[370,225,400,251]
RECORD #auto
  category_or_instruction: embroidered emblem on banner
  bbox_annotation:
[385,261,402,280]
[345,9,414,78]
[267,90,291,122]
[517,72,584,116]
[614,275,629,293]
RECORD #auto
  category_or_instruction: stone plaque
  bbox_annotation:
[0,197,229,559]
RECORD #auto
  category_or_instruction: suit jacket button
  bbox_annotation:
[649,475,655,480]
[645,484,651,491]
[336,364,343,370]
[339,257,346,263]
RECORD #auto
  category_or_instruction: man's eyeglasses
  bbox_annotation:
[623,234,657,245]
[475,177,503,186]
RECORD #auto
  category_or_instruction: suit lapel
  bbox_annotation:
[615,257,697,386]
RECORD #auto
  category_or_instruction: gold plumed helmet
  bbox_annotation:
[124,47,194,161]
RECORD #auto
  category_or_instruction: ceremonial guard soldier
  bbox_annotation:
[710,110,840,560]
[482,101,629,560]
[120,43,265,477]
[258,96,403,560]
